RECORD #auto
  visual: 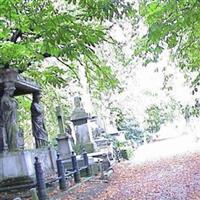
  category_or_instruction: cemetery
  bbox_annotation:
[0,69,122,199]
[1,1,200,200]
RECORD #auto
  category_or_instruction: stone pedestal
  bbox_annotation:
[56,134,73,159]
[71,97,97,153]
[0,148,56,188]
[71,117,96,153]
[56,106,74,159]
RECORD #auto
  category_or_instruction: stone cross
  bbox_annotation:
[56,106,73,159]
[56,106,65,135]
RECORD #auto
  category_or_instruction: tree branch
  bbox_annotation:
[10,29,22,43]
[56,58,80,81]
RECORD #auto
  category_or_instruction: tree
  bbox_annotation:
[136,1,200,83]
[145,105,165,133]
[0,0,134,88]
[0,1,136,147]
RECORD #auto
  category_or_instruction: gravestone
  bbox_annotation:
[0,69,56,188]
[71,96,96,153]
[56,106,73,159]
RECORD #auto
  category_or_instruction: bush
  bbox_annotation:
[121,147,134,160]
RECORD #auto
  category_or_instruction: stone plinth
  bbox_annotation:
[62,155,98,176]
[71,117,96,153]
[0,148,56,188]
[56,134,73,159]
[70,96,96,153]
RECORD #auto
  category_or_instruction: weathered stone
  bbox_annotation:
[56,134,73,159]
[73,142,95,154]
[1,81,19,151]
[31,92,48,148]
[30,188,39,200]
[0,148,56,188]
[70,96,90,122]
[0,69,41,96]
[56,106,73,159]
[0,69,42,152]
[101,153,111,171]
[13,197,22,200]
[75,123,92,144]
[70,96,96,153]
[61,155,98,176]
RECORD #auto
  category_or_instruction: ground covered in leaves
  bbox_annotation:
[54,149,200,200]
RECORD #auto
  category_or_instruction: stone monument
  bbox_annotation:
[70,96,96,153]
[56,106,73,159]
[0,69,56,188]
[31,92,48,148]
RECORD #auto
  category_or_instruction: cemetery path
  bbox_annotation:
[54,137,200,200]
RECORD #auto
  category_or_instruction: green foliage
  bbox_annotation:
[0,0,136,148]
[137,0,200,77]
[118,118,144,143]
[145,100,181,133]
[0,0,135,89]
[181,104,200,119]
[16,95,32,146]
[120,147,133,160]
[113,140,126,149]
[145,105,165,133]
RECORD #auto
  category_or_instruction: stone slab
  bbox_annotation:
[56,135,73,159]
[0,148,56,187]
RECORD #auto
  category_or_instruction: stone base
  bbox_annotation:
[62,156,98,176]
[95,138,113,156]
[56,135,73,160]
[73,142,95,154]
[0,148,56,188]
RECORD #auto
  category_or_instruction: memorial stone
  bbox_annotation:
[56,106,73,159]
[31,92,48,148]
[0,69,55,189]
[71,97,96,153]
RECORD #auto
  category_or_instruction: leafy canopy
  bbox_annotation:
[137,0,200,81]
[0,0,134,89]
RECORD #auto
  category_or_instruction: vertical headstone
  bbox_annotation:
[70,97,96,153]
[56,106,65,135]
[56,106,73,159]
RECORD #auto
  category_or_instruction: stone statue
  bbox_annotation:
[74,96,84,112]
[31,92,48,148]
[0,81,19,151]
[71,96,89,122]
[65,124,74,144]
[18,127,24,150]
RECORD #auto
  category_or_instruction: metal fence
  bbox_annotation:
[0,150,91,200]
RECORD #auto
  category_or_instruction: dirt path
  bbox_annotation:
[53,137,200,200]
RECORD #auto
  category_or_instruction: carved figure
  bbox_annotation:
[18,127,24,150]
[65,124,74,144]
[31,92,48,148]
[74,96,84,111]
[0,82,18,151]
